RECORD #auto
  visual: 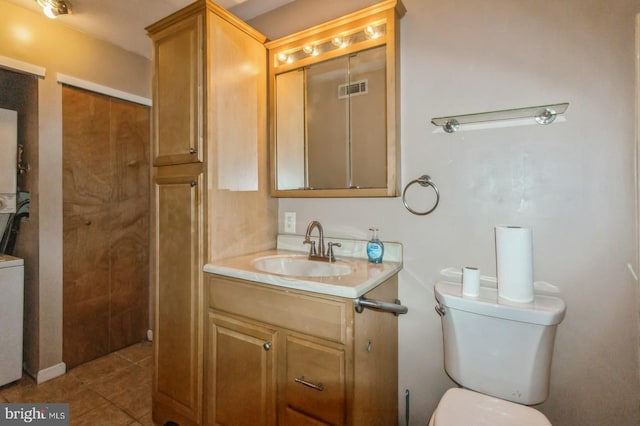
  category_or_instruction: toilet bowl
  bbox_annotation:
[431,281,565,425]
[428,388,551,426]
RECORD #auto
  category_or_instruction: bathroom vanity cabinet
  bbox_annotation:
[147,2,276,425]
[205,273,399,425]
[148,1,402,424]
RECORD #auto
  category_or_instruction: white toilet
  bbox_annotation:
[430,281,566,425]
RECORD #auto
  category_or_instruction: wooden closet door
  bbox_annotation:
[63,86,150,368]
[63,86,113,368]
[109,97,150,351]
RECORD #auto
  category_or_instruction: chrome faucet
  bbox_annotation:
[304,220,325,257]
[303,220,341,262]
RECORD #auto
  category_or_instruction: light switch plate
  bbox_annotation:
[284,212,296,233]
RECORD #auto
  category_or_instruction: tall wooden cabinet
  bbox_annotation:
[147,1,276,424]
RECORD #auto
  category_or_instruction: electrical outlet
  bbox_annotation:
[284,212,296,233]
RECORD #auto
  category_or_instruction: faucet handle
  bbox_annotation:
[327,242,341,262]
[303,238,317,256]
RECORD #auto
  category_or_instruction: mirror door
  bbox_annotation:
[275,46,386,191]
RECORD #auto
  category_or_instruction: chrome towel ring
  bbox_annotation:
[402,175,440,216]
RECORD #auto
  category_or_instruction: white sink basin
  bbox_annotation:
[252,255,353,277]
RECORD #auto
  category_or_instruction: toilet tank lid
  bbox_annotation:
[435,281,566,325]
[434,388,552,426]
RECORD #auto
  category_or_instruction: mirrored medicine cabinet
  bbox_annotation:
[266,0,405,197]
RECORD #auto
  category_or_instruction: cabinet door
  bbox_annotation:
[152,167,203,425]
[151,14,203,165]
[207,313,277,426]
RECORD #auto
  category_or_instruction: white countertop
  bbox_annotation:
[203,235,403,298]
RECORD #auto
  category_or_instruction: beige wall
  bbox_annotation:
[0,0,150,378]
[256,0,640,424]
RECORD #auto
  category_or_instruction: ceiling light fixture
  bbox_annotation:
[36,0,72,19]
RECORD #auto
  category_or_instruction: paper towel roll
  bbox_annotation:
[495,225,534,303]
[462,266,480,297]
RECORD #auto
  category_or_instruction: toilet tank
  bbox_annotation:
[434,281,566,405]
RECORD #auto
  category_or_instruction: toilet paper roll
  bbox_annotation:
[495,225,534,303]
[462,266,480,297]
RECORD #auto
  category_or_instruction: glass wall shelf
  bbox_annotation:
[431,102,569,133]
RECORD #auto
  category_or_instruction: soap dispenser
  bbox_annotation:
[367,228,384,264]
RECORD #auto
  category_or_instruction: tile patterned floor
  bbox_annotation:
[0,340,153,425]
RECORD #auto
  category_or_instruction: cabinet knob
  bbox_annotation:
[190,181,197,187]
[263,342,272,351]
[189,147,197,155]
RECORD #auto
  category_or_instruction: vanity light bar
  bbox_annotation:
[275,22,387,67]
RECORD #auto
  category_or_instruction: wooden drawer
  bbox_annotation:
[284,335,345,425]
[283,406,332,425]
[207,275,348,344]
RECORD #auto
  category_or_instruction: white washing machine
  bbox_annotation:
[0,254,24,386]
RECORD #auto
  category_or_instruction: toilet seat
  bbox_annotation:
[429,388,552,426]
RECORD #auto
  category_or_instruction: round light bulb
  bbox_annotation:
[302,45,314,55]
[364,25,378,39]
[331,36,344,47]
[43,5,58,19]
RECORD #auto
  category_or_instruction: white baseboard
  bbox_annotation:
[36,362,66,384]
